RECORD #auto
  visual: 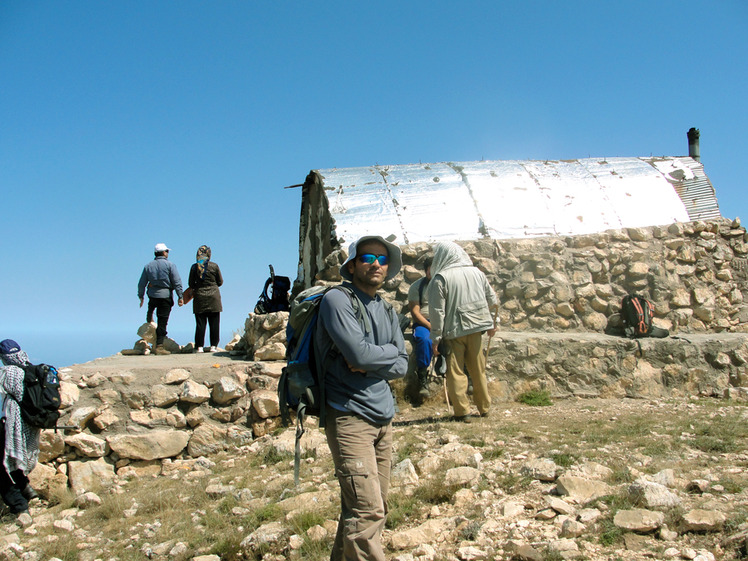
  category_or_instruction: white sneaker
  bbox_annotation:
[196,347,204,353]
[209,346,217,352]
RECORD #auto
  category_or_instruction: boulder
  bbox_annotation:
[107,430,190,460]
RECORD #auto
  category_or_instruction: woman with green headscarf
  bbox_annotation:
[188,245,224,352]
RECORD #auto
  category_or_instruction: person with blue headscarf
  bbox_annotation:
[188,245,224,353]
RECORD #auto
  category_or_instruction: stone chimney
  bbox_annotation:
[687,127,700,162]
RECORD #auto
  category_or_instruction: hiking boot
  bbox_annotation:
[416,367,430,399]
[453,415,471,424]
[21,484,38,501]
[154,345,171,355]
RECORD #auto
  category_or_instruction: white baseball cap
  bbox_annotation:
[154,243,170,253]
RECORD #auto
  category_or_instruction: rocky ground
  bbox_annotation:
[0,354,746,561]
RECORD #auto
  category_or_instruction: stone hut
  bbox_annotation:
[242,144,748,401]
[294,155,719,292]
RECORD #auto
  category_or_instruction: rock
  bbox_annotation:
[391,458,419,487]
[577,508,602,524]
[212,377,246,405]
[456,545,488,560]
[59,381,80,409]
[74,491,103,508]
[239,521,287,553]
[163,368,191,384]
[187,423,228,457]
[390,518,456,550]
[93,408,120,430]
[627,479,681,508]
[555,475,611,503]
[67,457,115,495]
[681,509,727,532]
[67,406,98,430]
[547,496,576,516]
[444,466,481,486]
[250,389,280,418]
[180,380,211,404]
[39,431,65,463]
[107,430,190,460]
[254,342,286,361]
[65,433,108,458]
[28,462,68,501]
[560,518,585,538]
[151,384,180,407]
[137,322,157,343]
[514,544,544,561]
[520,458,559,481]
[613,509,665,533]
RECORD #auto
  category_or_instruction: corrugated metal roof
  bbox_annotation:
[645,157,721,221]
[315,157,719,246]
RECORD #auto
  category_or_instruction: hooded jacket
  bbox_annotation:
[428,242,498,341]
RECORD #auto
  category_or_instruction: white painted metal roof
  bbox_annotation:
[315,157,718,246]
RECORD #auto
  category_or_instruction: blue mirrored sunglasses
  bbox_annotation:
[358,253,389,266]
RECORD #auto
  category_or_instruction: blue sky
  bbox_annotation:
[1,1,746,367]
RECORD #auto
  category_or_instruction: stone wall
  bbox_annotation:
[309,217,748,334]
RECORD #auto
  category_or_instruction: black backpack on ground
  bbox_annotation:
[621,294,669,339]
[254,265,291,314]
[10,364,62,429]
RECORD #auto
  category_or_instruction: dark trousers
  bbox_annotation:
[0,420,29,514]
[146,297,174,346]
[195,312,220,349]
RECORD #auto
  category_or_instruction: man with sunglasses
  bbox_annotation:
[315,235,408,561]
[137,243,184,355]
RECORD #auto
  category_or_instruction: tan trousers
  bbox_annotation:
[445,332,491,417]
[325,408,392,561]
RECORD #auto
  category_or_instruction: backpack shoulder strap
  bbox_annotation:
[329,285,371,335]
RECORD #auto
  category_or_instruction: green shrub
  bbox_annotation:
[517,390,552,407]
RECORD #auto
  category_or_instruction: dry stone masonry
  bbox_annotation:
[242,218,748,400]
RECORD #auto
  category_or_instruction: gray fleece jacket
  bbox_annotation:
[314,283,407,425]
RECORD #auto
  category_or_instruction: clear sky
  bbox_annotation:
[1,1,746,367]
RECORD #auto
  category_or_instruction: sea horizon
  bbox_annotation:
[7,324,226,369]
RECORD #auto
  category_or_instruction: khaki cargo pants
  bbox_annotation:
[325,408,392,561]
[445,331,491,417]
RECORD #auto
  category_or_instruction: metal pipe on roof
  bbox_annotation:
[688,127,701,162]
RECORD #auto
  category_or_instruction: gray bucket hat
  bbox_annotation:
[339,235,402,282]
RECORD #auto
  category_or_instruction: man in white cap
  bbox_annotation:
[137,243,184,355]
[315,235,408,561]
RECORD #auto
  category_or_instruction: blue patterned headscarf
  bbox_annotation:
[196,245,211,280]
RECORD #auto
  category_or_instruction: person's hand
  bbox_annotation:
[139,297,144,308]
[345,359,366,374]
[432,342,440,356]
[178,298,184,307]
[487,328,497,337]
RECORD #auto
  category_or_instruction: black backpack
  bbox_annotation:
[621,294,669,339]
[254,265,291,314]
[11,364,62,429]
